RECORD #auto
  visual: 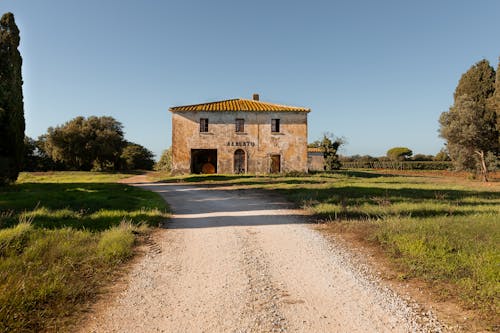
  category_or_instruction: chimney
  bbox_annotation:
[252,93,259,101]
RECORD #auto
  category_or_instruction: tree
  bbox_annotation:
[23,136,63,171]
[43,116,125,170]
[155,148,172,172]
[434,149,451,161]
[440,96,497,181]
[439,59,499,181]
[386,147,412,161]
[23,136,38,171]
[319,133,344,171]
[0,13,25,184]
[120,143,155,170]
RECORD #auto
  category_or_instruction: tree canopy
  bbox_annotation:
[319,133,344,171]
[440,59,499,181]
[121,143,155,170]
[386,147,412,161]
[154,148,172,172]
[0,13,24,184]
[43,116,126,171]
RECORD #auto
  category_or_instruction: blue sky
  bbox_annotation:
[1,0,499,159]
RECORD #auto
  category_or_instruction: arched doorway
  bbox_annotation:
[234,149,246,174]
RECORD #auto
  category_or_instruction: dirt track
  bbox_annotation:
[81,182,443,332]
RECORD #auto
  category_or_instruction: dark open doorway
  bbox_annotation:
[191,149,217,174]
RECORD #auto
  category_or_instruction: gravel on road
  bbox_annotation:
[80,182,445,333]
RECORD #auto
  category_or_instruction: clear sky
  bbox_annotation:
[1,0,499,159]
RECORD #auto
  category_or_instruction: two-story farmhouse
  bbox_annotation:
[169,94,310,174]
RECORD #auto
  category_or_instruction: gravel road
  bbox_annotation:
[81,182,444,333]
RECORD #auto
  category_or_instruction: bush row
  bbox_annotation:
[341,161,453,170]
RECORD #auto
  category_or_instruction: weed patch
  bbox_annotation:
[0,172,169,331]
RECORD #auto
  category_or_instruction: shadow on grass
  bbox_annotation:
[313,208,476,221]
[334,170,399,178]
[168,170,397,182]
[282,185,500,202]
[277,185,500,221]
[0,182,168,231]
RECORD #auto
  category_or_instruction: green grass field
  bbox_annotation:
[0,172,169,332]
[161,171,499,322]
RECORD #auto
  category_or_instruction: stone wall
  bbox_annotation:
[171,111,308,174]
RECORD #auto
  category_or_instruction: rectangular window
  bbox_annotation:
[235,118,245,133]
[271,119,280,133]
[200,118,208,132]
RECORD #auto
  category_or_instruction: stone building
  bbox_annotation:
[169,94,310,174]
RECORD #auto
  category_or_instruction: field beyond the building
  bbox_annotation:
[158,170,499,327]
[0,172,169,332]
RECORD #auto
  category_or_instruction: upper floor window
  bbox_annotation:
[200,118,208,132]
[271,119,280,133]
[235,118,245,133]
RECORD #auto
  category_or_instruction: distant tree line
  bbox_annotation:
[439,58,499,181]
[339,149,450,163]
[336,147,452,170]
[24,116,155,172]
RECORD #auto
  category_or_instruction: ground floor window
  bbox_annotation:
[191,149,217,174]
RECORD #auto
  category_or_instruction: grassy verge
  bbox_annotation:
[0,172,169,332]
[163,171,499,324]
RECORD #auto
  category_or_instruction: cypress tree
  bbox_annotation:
[0,13,25,184]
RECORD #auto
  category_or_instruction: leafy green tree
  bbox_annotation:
[440,59,498,181]
[386,147,412,161]
[0,13,25,184]
[43,116,125,170]
[23,136,63,171]
[22,136,38,171]
[319,133,343,171]
[440,96,497,181]
[155,148,172,172]
[434,149,451,161]
[120,143,155,170]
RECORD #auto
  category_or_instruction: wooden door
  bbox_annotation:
[270,155,280,173]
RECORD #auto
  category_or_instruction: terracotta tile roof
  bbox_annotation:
[307,147,323,153]
[169,98,310,112]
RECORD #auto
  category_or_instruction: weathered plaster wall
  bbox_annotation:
[171,111,308,174]
[308,152,325,171]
